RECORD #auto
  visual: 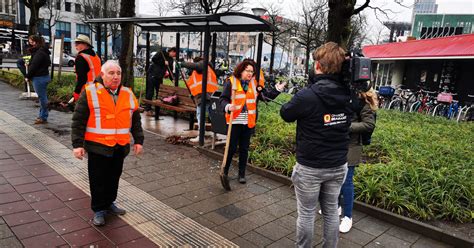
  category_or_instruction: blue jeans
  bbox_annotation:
[32,75,51,121]
[196,102,211,130]
[292,162,347,248]
[339,165,355,218]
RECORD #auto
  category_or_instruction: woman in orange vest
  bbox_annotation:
[219,59,286,187]
[181,57,218,142]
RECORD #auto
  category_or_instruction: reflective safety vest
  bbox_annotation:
[84,83,138,147]
[258,69,265,87]
[75,53,101,91]
[225,76,258,128]
[185,66,218,96]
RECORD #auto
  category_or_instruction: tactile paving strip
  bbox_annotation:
[0,110,236,247]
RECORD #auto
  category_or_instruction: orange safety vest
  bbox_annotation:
[258,69,265,87]
[185,66,218,96]
[225,76,258,128]
[84,83,138,147]
[75,53,102,91]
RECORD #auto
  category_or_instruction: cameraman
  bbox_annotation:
[280,42,351,248]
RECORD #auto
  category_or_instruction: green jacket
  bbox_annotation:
[71,83,144,157]
[347,101,376,166]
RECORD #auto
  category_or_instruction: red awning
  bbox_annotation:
[362,34,474,60]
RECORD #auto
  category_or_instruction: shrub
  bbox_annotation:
[251,93,473,223]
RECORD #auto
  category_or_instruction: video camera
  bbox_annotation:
[341,50,372,92]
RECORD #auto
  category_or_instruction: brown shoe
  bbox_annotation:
[34,118,47,124]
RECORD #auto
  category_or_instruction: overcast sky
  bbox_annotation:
[137,0,473,44]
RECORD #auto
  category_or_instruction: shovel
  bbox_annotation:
[219,88,236,191]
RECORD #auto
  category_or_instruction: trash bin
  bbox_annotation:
[209,90,227,135]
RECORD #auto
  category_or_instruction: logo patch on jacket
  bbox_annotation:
[323,113,347,126]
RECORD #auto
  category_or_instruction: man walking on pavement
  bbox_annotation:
[71,60,144,226]
[144,47,177,116]
[72,34,101,102]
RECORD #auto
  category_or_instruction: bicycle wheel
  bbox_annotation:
[388,98,403,111]
[433,104,446,118]
[457,106,469,122]
[461,107,474,122]
[410,101,421,112]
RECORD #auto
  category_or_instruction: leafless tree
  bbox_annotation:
[40,0,64,44]
[261,2,296,74]
[168,0,243,14]
[21,0,47,35]
[77,0,120,56]
[327,0,407,48]
[119,0,135,88]
[296,0,327,76]
[152,0,170,46]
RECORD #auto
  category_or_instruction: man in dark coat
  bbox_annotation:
[144,47,177,116]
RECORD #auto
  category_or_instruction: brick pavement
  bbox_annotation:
[0,80,454,247]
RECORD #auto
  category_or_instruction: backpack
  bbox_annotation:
[162,94,179,106]
[352,95,376,145]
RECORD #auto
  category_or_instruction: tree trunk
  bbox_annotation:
[327,0,355,49]
[119,0,135,89]
[269,32,276,75]
[28,4,40,35]
[304,44,310,77]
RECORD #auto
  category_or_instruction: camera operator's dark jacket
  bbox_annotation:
[280,74,352,169]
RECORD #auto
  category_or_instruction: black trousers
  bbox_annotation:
[223,124,253,178]
[145,75,163,111]
[88,148,125,212]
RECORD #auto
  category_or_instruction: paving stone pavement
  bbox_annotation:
[0,80,454,247]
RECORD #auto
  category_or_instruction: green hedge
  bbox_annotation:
[251,93,473,223]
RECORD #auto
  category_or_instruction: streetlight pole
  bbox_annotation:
[288,36,298,84]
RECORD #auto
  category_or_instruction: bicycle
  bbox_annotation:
[377,86,395,109]
[409,89,438,114]
[457,95,474,122]
[388,87,415,112]
[432,92,460,120]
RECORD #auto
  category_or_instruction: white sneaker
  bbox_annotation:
[189,136,199,143]
[339,216,352,233]
[318,207,342,215]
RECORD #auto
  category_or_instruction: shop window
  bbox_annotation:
[374,62,394,88]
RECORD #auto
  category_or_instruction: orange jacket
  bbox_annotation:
[225,76,258,128]
[84,83,138,147]
[185,66,218,96]
[258,69,265,87]
[76,53,101,91]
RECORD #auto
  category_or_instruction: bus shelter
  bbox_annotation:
[87,12,277,146]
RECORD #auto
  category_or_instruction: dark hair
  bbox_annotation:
[233,59,256,78]
[28,35,45,48]
[168,47,177,53]
[193,57,203,63]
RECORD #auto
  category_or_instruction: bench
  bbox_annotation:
[142,84,197,130]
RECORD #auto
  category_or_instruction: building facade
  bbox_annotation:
[411,0,438,24]
[411,14,474,39]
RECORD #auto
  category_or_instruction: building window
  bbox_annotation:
[170,36,174,42]
[56,1,61,10]
[65,2,71,12]
[374,63,394,88]
[56,21,72,38]
[76,24,90,36]
[240,44,244,51]
[152,34,157,41]
[141,33,146,40]
[75,4,82,13]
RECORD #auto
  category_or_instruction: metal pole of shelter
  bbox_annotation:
[145,32,150,71]
[174,33,180,87]
[97,24,102,58]
[199,25,211,146]
[255,33,263,83]
[211,33,217,70]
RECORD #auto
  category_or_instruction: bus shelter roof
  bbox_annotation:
[86,12,277,32]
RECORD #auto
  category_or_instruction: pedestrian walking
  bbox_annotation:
[72,34,101,102]
[71,60,144,226]
[26,35,51,124]
[280,42,352,248]
[219,59,285,190]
